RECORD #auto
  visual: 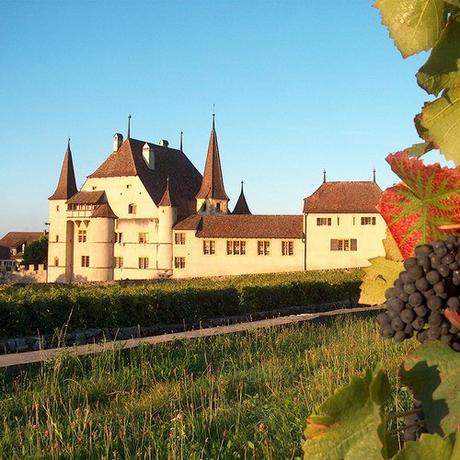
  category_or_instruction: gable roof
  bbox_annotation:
[303,181,382,214]
[88,138,202,217]
[49,140,78,200]
[174,214,303,239]
[0,232,44,249]
[91,203,117,218]
[232,182,251,215]
[67,190,105,205]
[195,121,229,201]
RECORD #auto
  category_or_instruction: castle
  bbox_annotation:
[47,118,386,282]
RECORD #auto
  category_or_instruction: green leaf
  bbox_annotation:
[401,341,460,435]
[407,142,435,159]
[302,367,396,459]
[374,0,447,57]
[416,87,460,165]
[417,16,460,95]
[377,151,460,258]
[359,257,403,305]
[393,433,458,460]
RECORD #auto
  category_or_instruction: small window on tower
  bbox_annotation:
[128,203,136,214]
[55,235,59,243]
[54,257,59,267]
[56,205,60,212]
[216,202,221,212]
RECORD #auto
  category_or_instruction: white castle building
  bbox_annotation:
[47,118,386,282]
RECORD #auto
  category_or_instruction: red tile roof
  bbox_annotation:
[67,190,105,205]
[0,232,45,249]
[303,181,383,213]
[91,203,117,218]
[49,141,78,200]
[232,182,251,215]
[88,138,202,217]
[174,215,304,239]
[196,122,229,201]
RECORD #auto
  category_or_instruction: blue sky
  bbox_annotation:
[0,0,435,235]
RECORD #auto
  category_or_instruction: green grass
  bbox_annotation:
[0,314,414,459]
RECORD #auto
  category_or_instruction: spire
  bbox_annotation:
[159,176,174,207]
[373,168,376,183]
[180,130,183,152]
[49,139,78,200]
[127,114,132,139]
[195,115,229,201]
[323,169,327,183]
[232,180,251,215]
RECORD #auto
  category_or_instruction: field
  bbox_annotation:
[0,314,415,459]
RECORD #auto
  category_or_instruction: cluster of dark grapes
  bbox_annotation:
[377,236,460,350]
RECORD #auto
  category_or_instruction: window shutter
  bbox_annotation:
[351,239,357,251]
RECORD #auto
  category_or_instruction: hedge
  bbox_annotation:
[0,270,362,339]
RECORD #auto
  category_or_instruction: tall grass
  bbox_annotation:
[0,315,414,459]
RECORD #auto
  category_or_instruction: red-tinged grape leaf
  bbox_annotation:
[401,341,460,436]
[359,257,403,305]
[416,87,460,166]
[417,15,460,96]
[377,151,460,259]
[393,433,459,460]
[444,309,460,330]
[302,367,396,459]
[374,0,447,58]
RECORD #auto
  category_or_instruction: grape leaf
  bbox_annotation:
[377,151,460,259]
[417,16,460,96]
[374,0,447,58]
[416,87,460,165]
[359,257,403,305]
[393,433,459,460]
[407,141,435,159]
[401,341,460,435]
[383,229,404,262]
[302,367,396,459]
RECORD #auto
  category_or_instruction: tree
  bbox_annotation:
[22,237,48,266]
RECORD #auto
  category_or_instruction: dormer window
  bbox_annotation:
[128,203,136,214]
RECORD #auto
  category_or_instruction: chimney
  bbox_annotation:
[142,142,154,169]
[159,139,169,147]
[113,133,123,152]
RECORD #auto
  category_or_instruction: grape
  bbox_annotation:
[378,238,460,351]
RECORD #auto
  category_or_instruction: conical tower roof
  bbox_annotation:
[159,177,176,207]
[196,117,229,201]
[49,139,78,200]
[232,181,251,215]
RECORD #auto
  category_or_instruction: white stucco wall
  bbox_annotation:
[304,213,386,270]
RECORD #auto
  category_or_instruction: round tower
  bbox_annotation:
[158,178,177,274]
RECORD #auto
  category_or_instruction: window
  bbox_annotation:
[115,232,123,243]
[216,202,221,212]
[317,218,332,226]
[257,241,270,255]
[56,205,60,212]
[227,240,246,255]
[54,257,59,267]
[203,240,216,255]
[114,257,123,268]
[281,241,294,256]
[126,184,132,189]
[92,186,97,190]
[330,239,358,251]
[128,203,136,214]
[175,233,186,245]
[78,230,87,243]
[138,257,149,269]
[337,217,340,226]
[81,256,90,267]
[138,232,149,244]
[361,216,376,225]
[174,257,186,269]
[55,235,59,243]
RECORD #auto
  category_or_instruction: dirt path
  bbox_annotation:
[0,305,382,368]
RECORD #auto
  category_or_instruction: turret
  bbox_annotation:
[232,181,251,215]
[196,115,229,214]
[158,177,177,273]
[48,139,78,283]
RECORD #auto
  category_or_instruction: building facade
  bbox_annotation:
[47,120,386,282]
